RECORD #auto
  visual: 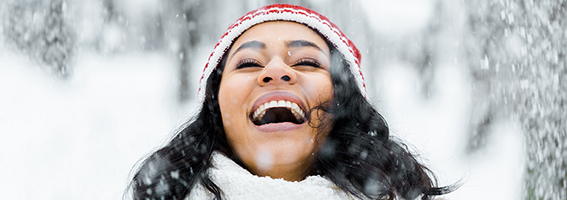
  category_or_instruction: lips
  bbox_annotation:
[249,91,307,127]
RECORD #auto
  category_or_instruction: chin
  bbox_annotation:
[254,129,318,159]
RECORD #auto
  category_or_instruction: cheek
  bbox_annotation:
[218,75,254,127]
[303,74,333,132]
[304,74,333,103]
[219,83,237,127]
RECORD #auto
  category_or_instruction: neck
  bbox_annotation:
[237,154,315,182]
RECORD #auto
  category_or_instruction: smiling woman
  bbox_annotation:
[129,4,454,200]
[219,21,333,182]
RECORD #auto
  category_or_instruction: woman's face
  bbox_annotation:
[218,21,333,181]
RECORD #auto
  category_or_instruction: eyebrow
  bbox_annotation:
[230,41,266,59]
[229,39,327,60]
[287,40,328,56]
[286,40,322,51]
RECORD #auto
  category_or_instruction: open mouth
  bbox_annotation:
[250,100,306,126]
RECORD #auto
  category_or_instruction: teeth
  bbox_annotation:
[252,100,305,122]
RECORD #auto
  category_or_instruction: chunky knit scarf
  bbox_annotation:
[186,151,359,200]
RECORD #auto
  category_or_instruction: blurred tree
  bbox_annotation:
[96,0,125,53]
[163,0,210,102]
[463,0,510,153]
[96,0,165,53]
[2,0,76,78]
[408,0,446,99]
[103,0,118,23]
[464,0,566,199]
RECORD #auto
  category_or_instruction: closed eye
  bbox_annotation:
[236,59,263,69]
[293,58,321,68]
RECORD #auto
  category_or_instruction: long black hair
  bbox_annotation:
[128,43,454,200]
[313,49,454,200]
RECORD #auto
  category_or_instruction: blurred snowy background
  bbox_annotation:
[1,0,565,199]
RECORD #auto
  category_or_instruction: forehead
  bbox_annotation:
[231,21,330,53]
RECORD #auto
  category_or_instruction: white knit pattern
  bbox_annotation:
[198,5,366,102]
[186,151,359,200]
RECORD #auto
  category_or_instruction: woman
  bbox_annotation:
[130,4,453,200]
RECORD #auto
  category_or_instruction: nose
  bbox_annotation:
[257,57,296,86]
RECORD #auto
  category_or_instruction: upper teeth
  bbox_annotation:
[252,100,305,122]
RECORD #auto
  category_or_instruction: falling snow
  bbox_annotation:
[1,0,563,199]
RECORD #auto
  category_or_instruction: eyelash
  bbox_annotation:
[235,58,321,69]
[293,58,321,68]
[236,59,262,69]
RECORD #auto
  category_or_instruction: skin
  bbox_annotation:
[218,21,333,181]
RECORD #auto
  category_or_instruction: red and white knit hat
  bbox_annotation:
[198,4,365,102]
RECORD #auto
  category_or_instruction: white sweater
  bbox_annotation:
[186,151,359,200]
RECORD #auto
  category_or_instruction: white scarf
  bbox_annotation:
[186,151,359,200]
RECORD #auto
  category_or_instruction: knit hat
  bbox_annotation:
[198,4,365,102]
